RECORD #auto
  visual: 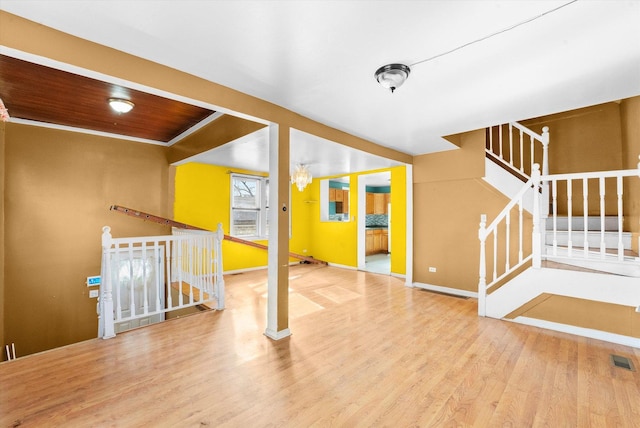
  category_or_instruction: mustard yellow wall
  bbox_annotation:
[0,121,5,352]
[620,96,640,252]
[4,124,170,357]
[413,130,510,292]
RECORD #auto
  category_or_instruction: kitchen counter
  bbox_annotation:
[366,226,388,229]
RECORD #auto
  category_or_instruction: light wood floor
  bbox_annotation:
[1,264,639,427]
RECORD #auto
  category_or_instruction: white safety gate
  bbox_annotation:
[98,224,225,339]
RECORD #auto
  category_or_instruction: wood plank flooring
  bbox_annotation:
[1,264,639,427]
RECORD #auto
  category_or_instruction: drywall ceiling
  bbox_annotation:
[1,0,639,174]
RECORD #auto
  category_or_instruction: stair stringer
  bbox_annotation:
[486,267,640,319]
[483,157,534,215]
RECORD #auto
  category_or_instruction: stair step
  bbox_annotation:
[545,230,631,250]
[546,216,620,231]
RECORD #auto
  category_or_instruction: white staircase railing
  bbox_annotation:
[487,122,549,180]
[98,224,225,339]
[478,165,542,316]
[545,164,640,262]
[479,159,640,317]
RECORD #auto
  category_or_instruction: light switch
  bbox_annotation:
[89,290,99,298]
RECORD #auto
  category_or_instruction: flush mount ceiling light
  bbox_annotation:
[374,1,578,94]
[291,164,312,192]
[374,64,411,93]
[108,98,134,114]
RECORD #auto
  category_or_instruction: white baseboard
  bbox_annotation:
[413,282,478,299]
[328,262,357,270]
[223,265,267,275]
[391,272,406,280]
[508,316,640,349]
[264,327,292,340]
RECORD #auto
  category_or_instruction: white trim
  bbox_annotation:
[413,282,479,299]
[8,118,167,146]
[166,112,224,146]
[223,265,267,275]
[390,272,406,280]
[508,317,640,349]
[264,327,292,340]
[329,262,357,270]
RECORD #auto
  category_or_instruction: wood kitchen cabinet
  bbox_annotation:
[329,188,336,202]
[342,190,349,214]
[366,228,388,255]
[366,193,374,214]
[373,193,386,214]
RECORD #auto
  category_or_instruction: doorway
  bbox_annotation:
[358,171,391,274]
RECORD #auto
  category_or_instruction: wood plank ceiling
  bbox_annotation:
[0,54,215,143]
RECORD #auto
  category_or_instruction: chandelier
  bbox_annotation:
[291,164,312,191]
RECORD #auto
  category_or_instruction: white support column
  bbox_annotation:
[100,226,115,339]
[405,164,414,288]
[265,123,291,340]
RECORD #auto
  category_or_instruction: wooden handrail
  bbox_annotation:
[109,205,327,265]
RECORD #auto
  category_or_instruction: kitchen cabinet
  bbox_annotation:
[366,192,390,215]
[373,193,387,214]
[366,193,374,214]
[329,188,336,202]
[366,228,388,255]
[342,190,349,214]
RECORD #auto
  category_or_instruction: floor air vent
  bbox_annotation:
[610,354,635,371]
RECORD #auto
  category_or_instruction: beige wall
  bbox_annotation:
[413,130,513,292]
[0,11,411,355]
[620,97,640,250]
[4,124,170,356]
[0,121,5,352]
[523,102,625,216]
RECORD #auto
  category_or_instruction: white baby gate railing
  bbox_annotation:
[479,159,640,317]
[98,224,225,339]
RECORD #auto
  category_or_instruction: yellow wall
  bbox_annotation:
[174,163,267,271]
[4,124,170,357]
[175,164,407,273]
[390,166,407,275]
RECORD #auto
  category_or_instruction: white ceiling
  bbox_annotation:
[2,0,640,177]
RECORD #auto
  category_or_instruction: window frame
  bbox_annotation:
[230,173,269,240]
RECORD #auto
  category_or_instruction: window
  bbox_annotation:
[231,174,269,239]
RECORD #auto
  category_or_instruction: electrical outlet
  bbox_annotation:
[429,267,436,273]
[89,290,99,298]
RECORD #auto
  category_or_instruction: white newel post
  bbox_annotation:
[478,214,487,317]
[540,126,550,218]
[101,226,116,339]
[215,223,225,310]
[531,165,542,269]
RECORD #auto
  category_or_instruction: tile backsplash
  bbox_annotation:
[366,214,388,227]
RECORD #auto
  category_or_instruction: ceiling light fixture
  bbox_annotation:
[108,98,134,114]
[374,64,411,93]
[374,0,577,93]
[291,164,312,192]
